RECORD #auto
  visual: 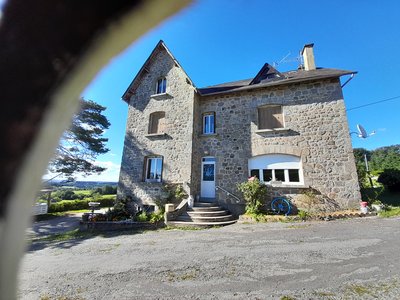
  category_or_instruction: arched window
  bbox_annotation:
[156,77,167,94]
[248,154,303,185]
[148,111,166,134]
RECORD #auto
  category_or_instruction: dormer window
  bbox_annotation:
[156,77,167,94]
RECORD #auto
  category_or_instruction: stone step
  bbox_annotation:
[176,214,234,223]
[194,202,217,207]
[190,206,222,212]
[167,219,237,228]
[187,210,229,217]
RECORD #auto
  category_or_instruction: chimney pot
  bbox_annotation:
[301,43,316,71]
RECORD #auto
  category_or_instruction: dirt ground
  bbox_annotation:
[19,216,400,299]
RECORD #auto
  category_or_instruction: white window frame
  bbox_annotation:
[145,156,163,182]
[249,154,303,186]
[203,112,215,134]
[156,77,167,94]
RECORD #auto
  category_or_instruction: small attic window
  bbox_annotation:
[156,77,167,94]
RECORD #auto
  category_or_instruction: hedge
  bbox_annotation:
[48,196,116,213]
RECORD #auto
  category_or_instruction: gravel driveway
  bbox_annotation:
[19,216,400,299]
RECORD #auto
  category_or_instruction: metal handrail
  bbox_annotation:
[215,185,243,203]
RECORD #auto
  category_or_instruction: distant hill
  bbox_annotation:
[45,180,117,189]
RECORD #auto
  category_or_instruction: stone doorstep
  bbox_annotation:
[166,219,237,228]
[176,214,234,223]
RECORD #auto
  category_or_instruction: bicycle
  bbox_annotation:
[271,196,291,216]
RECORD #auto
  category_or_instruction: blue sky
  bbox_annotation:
[83,0,400,181]
[3,0,397,181]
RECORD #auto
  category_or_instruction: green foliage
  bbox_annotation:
[353,148,370,188]
[156,183,188,214]
[106,197,132,221]
[136,211,148,222]
[149,211,164,224]
[354,146,400,177]
[379,206,400,218]
[369,145,400,171]
[298,210,309,221]
[94,185,117,195]
[163,183,188,203]
[49,98,111,177]
[378,169,400,191]
[237,177,267,214]
[48,197,115,213]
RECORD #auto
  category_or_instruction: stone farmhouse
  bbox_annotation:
[117,40,361,219]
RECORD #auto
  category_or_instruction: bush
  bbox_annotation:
[237,177,267,214]
[136,211,148,222]
[149,211,164,224]
[48,197,116,213]
[377,169,400,192]
[94,185,117,195]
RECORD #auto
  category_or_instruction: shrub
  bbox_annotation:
[48,197,115,213]
[377,169,400,191]
[149,211,164,224]
[136,211,148,222]
[237,177,267,214]
[106,197,132,221]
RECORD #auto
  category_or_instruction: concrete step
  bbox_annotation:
[190,206,222,212]
[187,210,229,217]
[167,219,237,228]
[176,214,235,223]
[194,202,217,207]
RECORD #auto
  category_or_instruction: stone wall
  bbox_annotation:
[117,48,196,206]
[118,48,361,215]
[194,78,361,215]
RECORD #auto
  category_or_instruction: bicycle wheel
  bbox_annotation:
[271,197,291,216]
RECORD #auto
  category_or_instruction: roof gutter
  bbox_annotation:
[341,73,356,88]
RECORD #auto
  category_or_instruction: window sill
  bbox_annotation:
[255,128,290,134]
[144,181,163,184]
[199,133,218,137]
[150,92,172,100]
[145,133,167,138]
[266,182,307,188]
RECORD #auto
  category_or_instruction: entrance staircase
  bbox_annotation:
[167,201,237,228]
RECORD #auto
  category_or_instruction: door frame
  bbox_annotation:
[200,156,216,200]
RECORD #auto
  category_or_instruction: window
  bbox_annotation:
[148,111,166,134]
[145,156,163,182]
[258,105,283,129]
[249,154,303,185]
[203,112,215,134]
[156,77,167,94]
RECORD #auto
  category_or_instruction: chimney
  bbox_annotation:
[301,43,316,71]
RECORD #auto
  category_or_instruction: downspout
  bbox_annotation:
[341,73,355,88]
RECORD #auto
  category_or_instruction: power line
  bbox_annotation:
[346,95,400,111]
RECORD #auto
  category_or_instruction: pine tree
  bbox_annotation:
[49,98,110,177]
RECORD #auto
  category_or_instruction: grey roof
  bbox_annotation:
[198,68,356,96]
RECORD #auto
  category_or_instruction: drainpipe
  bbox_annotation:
[341,73,355,88]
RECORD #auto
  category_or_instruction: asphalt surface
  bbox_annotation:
[19,216,400,299]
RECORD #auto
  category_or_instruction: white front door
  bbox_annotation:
[201,157,216,199]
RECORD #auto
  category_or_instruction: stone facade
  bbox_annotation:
[118,46,196,205]
[118,41,361,215]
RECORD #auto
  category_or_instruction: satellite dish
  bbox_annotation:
[357,124,368,138]
[356,124,375,138]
